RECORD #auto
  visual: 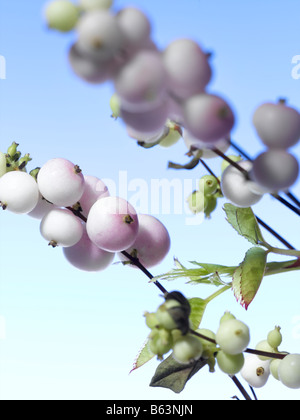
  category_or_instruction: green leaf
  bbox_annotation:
[224,204,266,245]
[150,354,207,394]
[188,298,207,330]
[232,247,267,309]
[130,339,155,373]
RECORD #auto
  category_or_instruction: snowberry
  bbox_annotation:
[251,150,299,191]
[241,354,271,388]
[63,226,114,271]
[216,319,250,355]
[116,7,152,49]
[110,93,121,119]
[199,175,218,197]
[267,326,283,350]
[162,39,212,100]
[149,328,173,360]
[155,299,182,331]
[217,351,245,375]
[253,101,300,149]
[187,191,206,214]
[172,335,203,365]
[78,0,113,11]
[114,51,167,111]
[144,312,159,330]
[0,171,39,214]
[159,120,182,148]
[79,175,110,218]
[27,193,54,220]
[40,208,84,247]
[0,152,7,177]
[219,311,236,324]
[76,10,124,60]
[278,354,300,389]
[221,160,263,208]
[255,340,277,361]
[270,358,283,381]
[220,155,242,173]
[37,158,85,207]
[68,43,117,84]
[195,329,217,358]
[118,214,171,268]
[183,93,235,143]
[44,0,79,32]
[86,196,139,252]
[120,98,169,134]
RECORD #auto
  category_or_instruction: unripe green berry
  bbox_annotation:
[221,154,242,173]
[199,175,218,197]
[156,300,181,331]
[195,328,217,358]
[44,0,79,32]
[144,312,159,329]
[220,311,236,325]
[149,328,173,360]
[110,93,121,119]
[187,190,205,214]
[267,326,282,350]
[204,196,217,219]
[217,351,245,375]
[216,319,250,355]
[270,358,282,381]
[172,335,203,365]
[255,339,277,361]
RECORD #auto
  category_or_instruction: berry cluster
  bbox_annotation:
[186,175,222,219]
[145,298,300,391]
[0,143,170,272]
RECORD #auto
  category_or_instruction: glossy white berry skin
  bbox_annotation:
[63,226,115,272]
[183,93,235,143]
[114,51,166,111]
[118,214,171,268]
[0,152,6,177]
[116,7,151,49]
[79,175,110,218]
[278,354,300,389]
[37,158,85,207]
[216,319,250,355]
[0,171,39,214]
[172,335,203,365]
[40,208,84,247]
[221,160,263,208]
[162,39,212,100]
[241,354,271,388]
[253,102,300,149]
[86,196,139,252]
[251,150,299,191]
[27,193,55,219]
[76,10,124,60]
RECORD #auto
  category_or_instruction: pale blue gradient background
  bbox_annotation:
[0,0,300,401]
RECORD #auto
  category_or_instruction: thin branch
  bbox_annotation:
[230,376,252,401]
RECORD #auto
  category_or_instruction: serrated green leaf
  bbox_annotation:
[130,339,155,373]
[150,354,207,394]
[188,298,207,330]
[232,247,267,309]
[224,204,266,245]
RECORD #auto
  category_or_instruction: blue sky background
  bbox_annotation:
[0,0,300,400]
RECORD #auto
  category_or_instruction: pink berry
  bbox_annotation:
[86,196,139,252]
[183,93,235,143]
[63,226,115,272]
[79,175,110,217]
[118,214,171,268]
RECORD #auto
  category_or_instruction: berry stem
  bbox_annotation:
[230,375,253,401]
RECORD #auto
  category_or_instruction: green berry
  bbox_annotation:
[187,190,205,214]
[195,329,217,359]
[221,154,242,173]
[149,328,173,360]
[172,335,203,365]
[270,358,282,381]
[217,351,245,375]
[0,152,7,178]
[199,175,218,196]
[267,326,282,350]
[110,93,121,119]
[156,299,181,331]
[216,319,250,355]
[255,339,277,361]
[44,0,79,32]
[144,312,159,329]
[220,311,236,325]
[159,120,182,148]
